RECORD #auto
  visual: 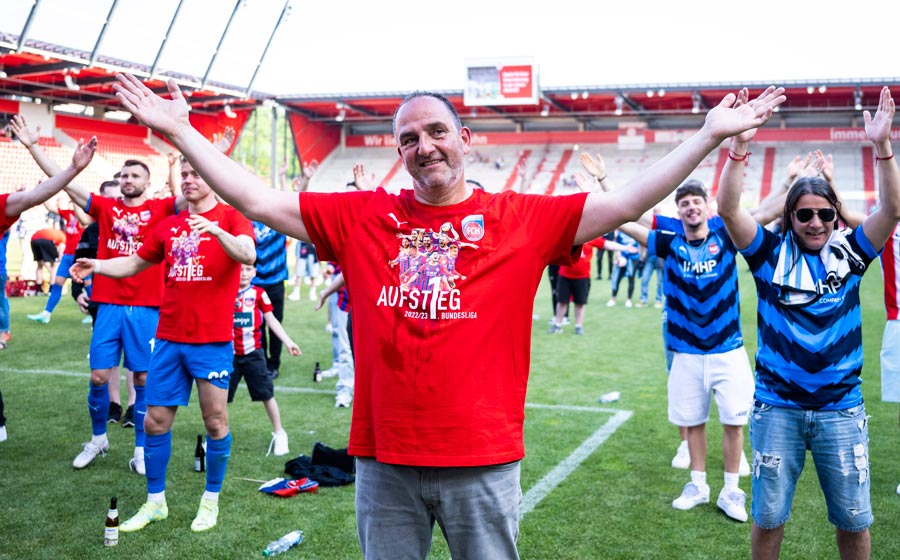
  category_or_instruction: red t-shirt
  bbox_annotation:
[233,285,273,355]
[559,238,606,279]
[0,194,19,236]
[137,203,253,344]
[58,208,84,256]
[88,195,178,307]
[301,187,587,467]
[32,228,65,245]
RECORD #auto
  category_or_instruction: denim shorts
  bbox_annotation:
[750,401,873,531]
[881,320,900,402]
[355,458,522,559]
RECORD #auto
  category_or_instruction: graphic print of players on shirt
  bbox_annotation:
[389,221,477,295]
[109,208,148,253]
[170,227,209,281]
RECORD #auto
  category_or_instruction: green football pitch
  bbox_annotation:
[1,255,898,559]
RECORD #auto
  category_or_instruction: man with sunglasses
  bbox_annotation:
[717,87,898,560]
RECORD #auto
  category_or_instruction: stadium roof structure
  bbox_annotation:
[276,79,900,136]
[0,33,262,118]
[0,23,897,136]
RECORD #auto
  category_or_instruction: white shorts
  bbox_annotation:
[668,347,754,427]
[882,320,900,402]
[294,255,319,279]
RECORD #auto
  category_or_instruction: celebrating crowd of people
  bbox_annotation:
[0,76,897,560]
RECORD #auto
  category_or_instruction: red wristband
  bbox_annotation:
[875,153,894,161]
[728,151,751,162]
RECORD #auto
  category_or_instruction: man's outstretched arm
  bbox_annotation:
[575,87,785,245]
[6,137,97,217]
[112,74,310,242]
[9,115,93,209]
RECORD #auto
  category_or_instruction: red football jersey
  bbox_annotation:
[559,237,606,279]
[88,195,177,307]
[137,203,253,344]
[0,194,19,236]
[301,187,586,467]
[233,285,273,355]
[58,208,84,256]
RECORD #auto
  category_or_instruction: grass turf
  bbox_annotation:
[0,258,898,559]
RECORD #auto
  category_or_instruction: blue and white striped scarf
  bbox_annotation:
[772,229,863,306]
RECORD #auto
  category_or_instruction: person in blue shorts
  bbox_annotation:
[71,157,255,533]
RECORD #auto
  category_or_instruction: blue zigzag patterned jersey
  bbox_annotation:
[649,222,743,355]
[252,221,288,285]
[741,224,879,410]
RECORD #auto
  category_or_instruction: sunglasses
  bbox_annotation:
[794,207,836,223]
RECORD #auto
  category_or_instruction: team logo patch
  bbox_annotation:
[461,215,484,242]
[140,210,151,221]
[708,241,719,255]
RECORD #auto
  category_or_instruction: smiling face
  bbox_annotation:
[119,164,149,199]
[791,193,837,251]
[676,194,709,231]
[180,160,213,203]
[394,95,471,205]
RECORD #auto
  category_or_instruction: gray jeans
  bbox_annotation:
[355,458,522,560]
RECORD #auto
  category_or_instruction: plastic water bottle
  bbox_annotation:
[598,391,621,403]
[263,530,303,556]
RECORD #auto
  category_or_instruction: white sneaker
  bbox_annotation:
[0,425,6,442]
[671,441,690,469]
[191,497,219,532]
[288,290,301,301]
[739,451,751,477]
[309,289,318,301]
[319,368,337,379]
[27,311,51,324]
[672,482,710,510]
[896,483,900,496]
[335,390,353,408]
[73,439,109,469]
[325,323,333,333]
[625,299,633,308]
[717,488,748,522]
[606,298,616,307]
[267,430,289,457]
[120,500,168,533]
[129,447,145,475]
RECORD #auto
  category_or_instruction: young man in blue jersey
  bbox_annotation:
[619,181,755,522]
[583,151,756,482]
[718,86,898,560]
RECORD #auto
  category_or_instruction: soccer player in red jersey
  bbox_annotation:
[10,115,187,475]
[71,157,254,533]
